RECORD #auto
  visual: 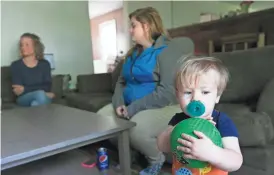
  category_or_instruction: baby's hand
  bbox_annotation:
[177,131,215,162]
[204,116,216,126]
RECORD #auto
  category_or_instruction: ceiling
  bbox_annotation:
[88,0,123,19]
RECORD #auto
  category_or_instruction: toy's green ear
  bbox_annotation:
[186,100,205,117]
[170,118,223,168]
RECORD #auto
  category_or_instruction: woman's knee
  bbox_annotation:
[16,96,30,106]
[32,90,51,105]
[129,122,149,150]
[129,107,180,149]
[97,103,116,117]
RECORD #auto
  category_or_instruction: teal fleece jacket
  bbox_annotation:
[112,36,194,118]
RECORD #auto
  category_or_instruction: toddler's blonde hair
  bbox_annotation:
[175,55,229,96]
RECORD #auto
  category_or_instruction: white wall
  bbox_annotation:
[124,1,173,29]
[89,1,123,19]
[251,1,274,11]
[223,1,274,12]
[171,1,238,28]
[1,1,93,86]
[123,1,238,29]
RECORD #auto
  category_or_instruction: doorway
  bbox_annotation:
[89,1,129,73]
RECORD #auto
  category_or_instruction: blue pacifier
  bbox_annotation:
[186,100,205,117]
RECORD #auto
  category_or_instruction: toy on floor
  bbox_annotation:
[170,100,223,169]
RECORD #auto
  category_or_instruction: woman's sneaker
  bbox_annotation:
[139,162,163,175]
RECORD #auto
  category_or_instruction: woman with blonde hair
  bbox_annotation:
[97,7,194,174]
[11,33,54,107]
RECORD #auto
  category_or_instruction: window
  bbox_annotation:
[99,19,117,62]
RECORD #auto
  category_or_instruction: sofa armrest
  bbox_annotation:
[77,73,112,93]
[51,75,65,99]
[232,112,274,147]
[257,78,274,126]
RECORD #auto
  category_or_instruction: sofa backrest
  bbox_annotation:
[77,73,112,93]
[212,46,274,103]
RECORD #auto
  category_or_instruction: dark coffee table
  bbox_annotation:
[1,104,136,175]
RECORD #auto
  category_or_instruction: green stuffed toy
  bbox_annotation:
[170,101,223,168]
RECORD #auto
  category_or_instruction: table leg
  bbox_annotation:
[118,130,131,175]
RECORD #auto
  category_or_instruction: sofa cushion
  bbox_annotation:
[216,104,274,146]
[52,98,68,106]
[229,164,270,175]
[1,102,18,110]
[241,145,274,172]
[66,93,112,112]
[212,46,274,103]
[215,103,251,115]
[257,78,274,126]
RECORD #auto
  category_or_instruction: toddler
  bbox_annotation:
[157,56,243,175]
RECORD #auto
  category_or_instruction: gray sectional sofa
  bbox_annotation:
[3,45,273,175]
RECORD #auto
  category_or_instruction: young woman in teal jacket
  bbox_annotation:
[98,7,194,175]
